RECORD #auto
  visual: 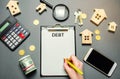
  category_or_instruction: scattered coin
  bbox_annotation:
[81,13,87,19]
[29,45,36,52]
[19,50,25,56]
[33,19,39,25]
[95,29,100,35]
[96,35,101,40]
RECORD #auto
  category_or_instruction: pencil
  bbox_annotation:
[65,59,83,75]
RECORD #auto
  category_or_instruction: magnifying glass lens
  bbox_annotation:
[53,4,69,22]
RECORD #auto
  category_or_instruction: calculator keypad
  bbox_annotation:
[1,23,30,50]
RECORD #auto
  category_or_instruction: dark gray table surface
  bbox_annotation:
[0,0,120,79]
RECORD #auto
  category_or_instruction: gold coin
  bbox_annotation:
[33,19,39,25]
[96,35,101,40]
[95,30,100,35]
[19,50,25,56]
[81,13,87,19]
[29,45,36,52]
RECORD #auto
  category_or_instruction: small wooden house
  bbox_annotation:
[108,22,117,32]
[80,29,93,44]
[36,3,46,14]
[6,0,21,16]
[90,9,107,26]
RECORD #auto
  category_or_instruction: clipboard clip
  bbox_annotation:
[52,24,63,28]
[48,24,68,32]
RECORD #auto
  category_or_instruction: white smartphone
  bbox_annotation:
[84,48,117,77]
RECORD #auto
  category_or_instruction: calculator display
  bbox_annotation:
[0,22,10,32]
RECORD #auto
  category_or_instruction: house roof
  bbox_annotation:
[6,0,19,8]
[94,9,107,18]
[109,22,117,27]
[80,29,93,35]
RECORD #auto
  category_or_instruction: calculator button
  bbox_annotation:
[23,30,26,34]
[15,23,20,27]
[11,32,15,36]
[18,26,22,29]
[16,31,20,35]
[18,38,22,42]
[16,36,19,40]
[15,42,18,46]
[24,32,28,36]
[12,40,16,43]
[7,41,10,45]
[7,35,11,39]
[9,30,12,34]
[19,33,25,39]
[13,34,17,38]
[9,43,13,47]
[10,37,14,41]
[6,34,9,37]
[11,45,15,49]
[13,27,16,30]
[11,27,16,32]
[20,28,24,31]
[1,36,6,40]
[4,38,8,42]
[14,29,18,33]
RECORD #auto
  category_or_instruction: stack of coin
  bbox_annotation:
[94,29,101,40]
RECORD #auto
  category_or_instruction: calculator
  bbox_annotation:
[0,15,30,51]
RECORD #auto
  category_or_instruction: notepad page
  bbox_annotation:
[41,26,75,76]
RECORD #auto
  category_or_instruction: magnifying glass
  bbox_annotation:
[40,0,69,22]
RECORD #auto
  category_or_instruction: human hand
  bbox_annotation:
[64,55,84,79]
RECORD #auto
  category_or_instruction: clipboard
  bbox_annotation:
[40,24,76,76]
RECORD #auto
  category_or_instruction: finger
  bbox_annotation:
[64,60,76,77]
[70,55,83,70]
[70,55,79,65]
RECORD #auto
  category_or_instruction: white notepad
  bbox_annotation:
[41,25,76,76]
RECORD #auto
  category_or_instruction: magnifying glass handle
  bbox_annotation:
[40,0,53,9]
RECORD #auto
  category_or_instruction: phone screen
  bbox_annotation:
[86,49,114,74]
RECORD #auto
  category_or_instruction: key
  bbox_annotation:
[74,11,79,23]
[78,14,83,26]
[74,9,82,23]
